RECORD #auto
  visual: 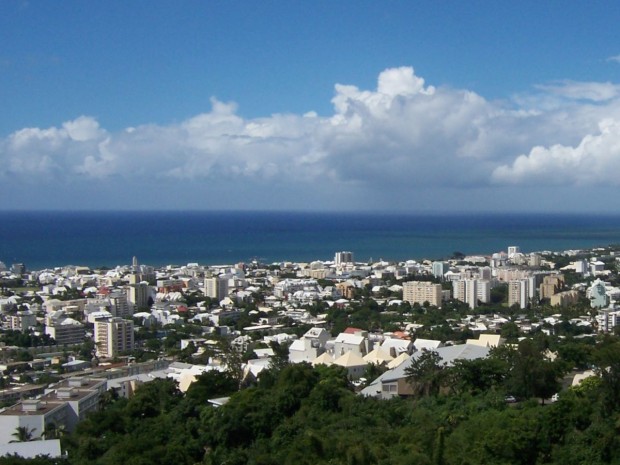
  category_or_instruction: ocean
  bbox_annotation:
[1,211,620,270]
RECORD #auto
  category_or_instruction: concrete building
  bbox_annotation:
[507,246,520,258]
[550,290,579,308]
[589,279,609,309]
[597,307,620,333]
[508,279,530,309]
[95,318,134,358]
[0,377,106,444]
[431,261,448,280]
[334,251,354,266]
[8,311,37,332]
[540,274,565,300]
[204,277,229,300]
[453,279,478,309]
[109,292,133,319]
[126,282,149,309]
[44,312,85,346]
[402,281,442,308]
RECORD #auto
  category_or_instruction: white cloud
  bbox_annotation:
[492,119,620,185]
[3,66,620,209]
[535,80,620,102]
[607,54,620,63]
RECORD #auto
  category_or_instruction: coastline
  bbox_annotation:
[1,211,620,270]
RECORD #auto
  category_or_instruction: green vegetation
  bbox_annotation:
[5,333,620,464]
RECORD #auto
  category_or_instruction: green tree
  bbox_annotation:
[405,350,446,398]
[10,426,36,442]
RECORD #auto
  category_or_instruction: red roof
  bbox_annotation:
[343,327,364,334]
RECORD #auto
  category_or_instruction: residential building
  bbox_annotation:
[589,279,609,308]
[334,251,354,266]
[550,290,579,308]
[452,279,478,309]
[0,377,106,444]
[540,274,565,300]
[109,292,133,319]
[431,261,448,280]
[126,282,149,309]
[95,318,134,358]
[402,281,442,308]
[508,279,530,309]
[204,277,229,300]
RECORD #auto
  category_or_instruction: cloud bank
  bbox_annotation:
[2,66,620,210]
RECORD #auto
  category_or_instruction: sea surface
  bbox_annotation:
[1,211,620,270]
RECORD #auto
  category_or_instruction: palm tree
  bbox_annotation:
[43,422,66,440]
[10,425,36,442]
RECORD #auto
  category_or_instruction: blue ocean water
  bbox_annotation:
[1,211,620,270]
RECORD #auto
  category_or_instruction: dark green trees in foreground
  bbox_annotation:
[6,336,620,464]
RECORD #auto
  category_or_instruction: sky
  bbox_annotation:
[2,0,620,212]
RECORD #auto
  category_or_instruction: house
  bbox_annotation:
[360,344,491,399]
[466,334,505,348]
[333,351,367,380]
[288,327,330,364]
[332,332,372,358]
[363,347,394,365]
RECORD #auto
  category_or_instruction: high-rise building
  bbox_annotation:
[432,261,448,279]
[334,251,354,266]
[403,281,443,307]
[109,291,133,318]
[453,279,478,309]
[94,318,134,358]
[126,282,149,309]
[508,279,529,309]
[589,279,609,309]
[507,246,520,258]
[204,276,229,300]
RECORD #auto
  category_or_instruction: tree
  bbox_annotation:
[10,426,36,442]
[499,339,562,401]
[405,350,446,398]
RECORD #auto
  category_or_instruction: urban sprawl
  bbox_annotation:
[0,245,618,458]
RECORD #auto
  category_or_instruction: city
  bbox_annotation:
[0,244,619,461]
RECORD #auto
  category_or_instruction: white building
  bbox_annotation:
[453,279,478,309]
[334,251,354,266]
[94,318,134,358]
[508,279,530,309]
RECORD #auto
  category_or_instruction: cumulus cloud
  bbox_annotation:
[492,119,620,185]
[3,66,620,210]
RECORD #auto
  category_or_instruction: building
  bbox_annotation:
[109,292,133,319]
[597,306,620,333]
[539,274,565,300]
[402,281,442,308]
[507,246,520,258]
[44,312,85,346]
[0,377,106,444]
[334,251,354,266]
[508,279,530,309]
[360,344,491,399]
[95,318,134,358]
[550,290,579,308]
[589,279,609,309]
[126,282,149,309]
[431,261,448,280]
[453,279,478,309]
[477,279,491,304]
[8,311,37,332]
[204,277,229,300]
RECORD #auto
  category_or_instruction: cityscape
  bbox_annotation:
[3,1,620,463]
[0,243,619,461]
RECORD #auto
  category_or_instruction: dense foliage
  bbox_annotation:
[6,335,620,464]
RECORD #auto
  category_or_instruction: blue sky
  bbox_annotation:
[2,1,620,211]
